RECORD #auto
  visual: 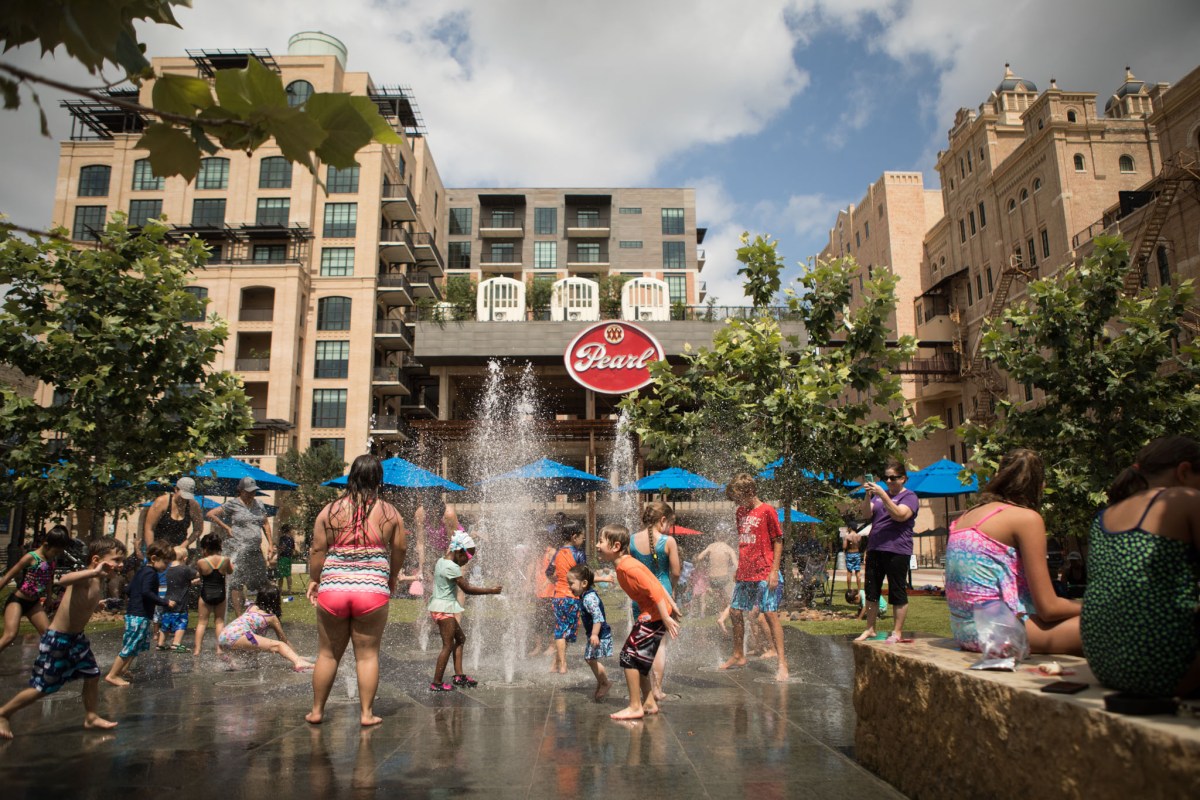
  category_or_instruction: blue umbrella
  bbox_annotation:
[480,458,607,496]
[906,459,979,498]
[617,467,722,493]
[778,508,822,524]
[758,459,860,488]
[323,457,465,492]
[849,481,886,499]
[188,458,298,494]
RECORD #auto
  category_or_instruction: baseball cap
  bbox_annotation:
[238,476,260,493]
[449,531,477,552]
[175,477,196,500]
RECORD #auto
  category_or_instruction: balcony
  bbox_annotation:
[238,307,274,322]
[370,414,408,439]
[408,272,442,301]
[372,367,410,396]
[411,232,445,277]
[235,357,270,372]
[479,209,524,239]
[401,386,439,418]
[374,317,414,350]
[378,227,415,263]
[698,281,708,301]
[915,294,957,342]
[566,220,611,238]
[478,250,523,272]
[376,272,413,305]
[697,248,706,270]
[480,221,524,239]
[381,183,417,223]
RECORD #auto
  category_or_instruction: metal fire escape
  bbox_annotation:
[963,255,1039,424]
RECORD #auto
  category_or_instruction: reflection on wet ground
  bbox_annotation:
[0,622,903,799]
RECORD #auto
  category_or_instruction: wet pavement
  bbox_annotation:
[0,618,903,799]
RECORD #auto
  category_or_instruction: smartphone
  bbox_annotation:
[1041,681,1088,694]
[864,474,875,484]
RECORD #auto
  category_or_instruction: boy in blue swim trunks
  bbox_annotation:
[549,523,586,674]
[841,525,865,593]
[0,537,126,739]
[106,542,175,687]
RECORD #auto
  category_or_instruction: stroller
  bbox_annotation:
[788,538,833,608]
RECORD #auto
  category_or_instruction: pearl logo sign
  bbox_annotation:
[564,321,665,394]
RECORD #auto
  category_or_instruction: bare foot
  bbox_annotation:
[0,718,11,739]
[759,650,778,660]
[853,630,876,642]
[653,689,667,701]
[642,702,660,715]
[594,680,611,702]
[104,675,130,688]
[774,669,790,682]
[305,711,323,724]
[716,615,729,634]
[293,661,315,672]
[83,715,118,731]
[719,656,747,670]
[360,714,383,727]
[610,706,645,720]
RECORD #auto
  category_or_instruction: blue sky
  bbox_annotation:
[2,1,1198,304]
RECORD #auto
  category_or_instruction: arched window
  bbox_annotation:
[78,165,111,197]
[1073,154,1085,172]
[1119,155,1135,173]
[1067,109,1078,123]
[979,147,985,163]
[131,158,164,191]
[259,156,291,189]
[1037,118,1044,130]
[1033,178,1042,193]
[316,296,352,331]
[286,80,313,108]
[1020,188,1029,203]
[1007,198,1017,213]
[197,157,230,190]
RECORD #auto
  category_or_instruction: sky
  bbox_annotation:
[2,0,1199,304]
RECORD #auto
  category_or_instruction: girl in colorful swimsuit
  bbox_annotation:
[428,532,501,692]
[218,586,312,671]
[0,526,71,652]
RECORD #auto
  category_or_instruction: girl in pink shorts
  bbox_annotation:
[428,533,502,691]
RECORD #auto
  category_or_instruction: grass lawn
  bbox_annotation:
[780,594,952,638]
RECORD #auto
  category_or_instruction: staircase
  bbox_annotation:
[1123,177,1181,295]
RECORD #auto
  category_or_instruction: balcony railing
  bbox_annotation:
[238,308,274,322]
[377,272,412,295]
[408,272,443,302]
[411,232,444,271]
[410,304,799,323]
[373,366,402,383]
[482,251,520,264]
[379,227,414,246]
[895,355,961,376]
[371,414,404,432]
[382,182,416,203]
[235,358,270,371]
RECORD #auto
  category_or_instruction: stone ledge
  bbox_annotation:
[853,636,1200,800]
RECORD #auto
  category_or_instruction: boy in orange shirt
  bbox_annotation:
[596,524,679,721]
[549,522,586,674]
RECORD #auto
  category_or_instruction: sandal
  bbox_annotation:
[452,674,478,688]
[429,682,455,692]
[172,645,189,653]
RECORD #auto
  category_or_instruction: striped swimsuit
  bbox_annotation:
[316,501,391,619]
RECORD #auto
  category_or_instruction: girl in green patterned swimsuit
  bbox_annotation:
[1082,436,1200,698]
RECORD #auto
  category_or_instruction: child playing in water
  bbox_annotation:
[156,546,196,652]
[846,588,887,620]
[218,586,312,671]
[549,522,587,674]
[597,524,679,721]
[193,533,232,655]
[0,537,126,738]
[429,532,502,692]
[106,541,176,687]
[568,564,613,701]
[0,524,71,652]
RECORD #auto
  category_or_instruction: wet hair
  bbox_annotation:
[255,585,283,618]
[884,458,907,478]
[43,525,72,550]
[641,501,675,530]
[845,589,857,605]
[978,448,1044,510]
[1108,435,1200,504]
[568,563,594,589]
[330,455,394,543]
[725,473,757,502]
[561,519,584,541]
[599,524,630,554]
[87,536,126,562]
[147,541,175,563]
[199,532,223,554]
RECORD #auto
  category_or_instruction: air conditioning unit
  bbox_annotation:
[493,311,507,320]
[568,311,581,321]
[639,311,653,320]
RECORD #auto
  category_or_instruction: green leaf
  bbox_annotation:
[259,107,325,171]
[135,123,201,181]
[214,57,287,116]
[152,73,214,117]
[304,93,374,169]
[349,95,404,145]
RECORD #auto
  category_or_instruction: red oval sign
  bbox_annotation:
[564,322,665,394]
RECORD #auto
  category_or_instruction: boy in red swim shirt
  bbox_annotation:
[597,524,679,721]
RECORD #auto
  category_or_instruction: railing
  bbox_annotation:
[238,308,274,322]
[411,232,444,270]
[402,386,439,415]
[481,251,521,264]
[251,408,268,421]
[376,272,412,295]
[915,294,952,320]
[570,218,610,229]
[896,355,961,376]
[568,252,609,264]
[697,248,706,260]
[410,304,800,323]
[1072,218,1122,249]
[408,272,443,301]
[371,414,403,431]
[381,183,416,204]
[481,219,524,230]
[379,227,414,247]
[373,366,402,383]
[375,317,412,334]
[209,256,303,266]
[235,358,270,371]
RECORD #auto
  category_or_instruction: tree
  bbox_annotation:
[0,215,252,532]
[622,233,938,541]
[442,275,477,321]
[964,235,1200,538]
[275,444,344,548]
[528,276,554,319]
[0,1,400,216]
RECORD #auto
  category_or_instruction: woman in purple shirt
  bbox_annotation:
[855,459,919,643]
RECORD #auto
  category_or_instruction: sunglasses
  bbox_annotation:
[884,475,904,481]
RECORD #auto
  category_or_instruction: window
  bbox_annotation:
[197,158,230,190]
[967,150,973,173]
[489,209,516,228]
[619,241,643,249]
[1037,118,1044,130]
[619,207,642,215]
[663,241,686,269]
[1024,383,1034,402]
[576,243,601,263]
[320,247,354,276]
[534,207,557,235]
[78,165,111,197]
[976,273,984,300]
[661,208,684,235]
[1007,198,1016,213]
[1073,154,1085,172]
[959,158,965,178]
[966,280,973,306]
[483,242,512,263]
[979,147,985,163]
[1025,238,1036,267]
[855,232,861,248]
[575,209,600,229]
[128,199,162,226]
[71,206,106,241]
[447,241,471,269]
[259,157,291,189]
[1033,178,1042,193]
[131,159,164,191]
[182,287,208,322]
[986,266,994,293]
[664,273,686,306]
[314,341,350,379]
[864,221,870,239]
[317,297,352,330]
[256,198,290,226]
[1119,155,1135,173]
[396,153,406,181]
[1157,246,1171,286]
[322,203,356,237]
[1041,229,1050,258]
[192,199,226,227]
[286,80,313,108]
[253,244,286,263]
[312,389,347,428]
[327,164,360,193]
[534,241,556,270]
[1020,188,1029,203]
[310,438,345,460]
[448,208,472,235]
[977,202,987,229]
[1067,110,1077,123]
[968,211,977,236]
[1014,244,1023,266]
[958,219,967,243]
